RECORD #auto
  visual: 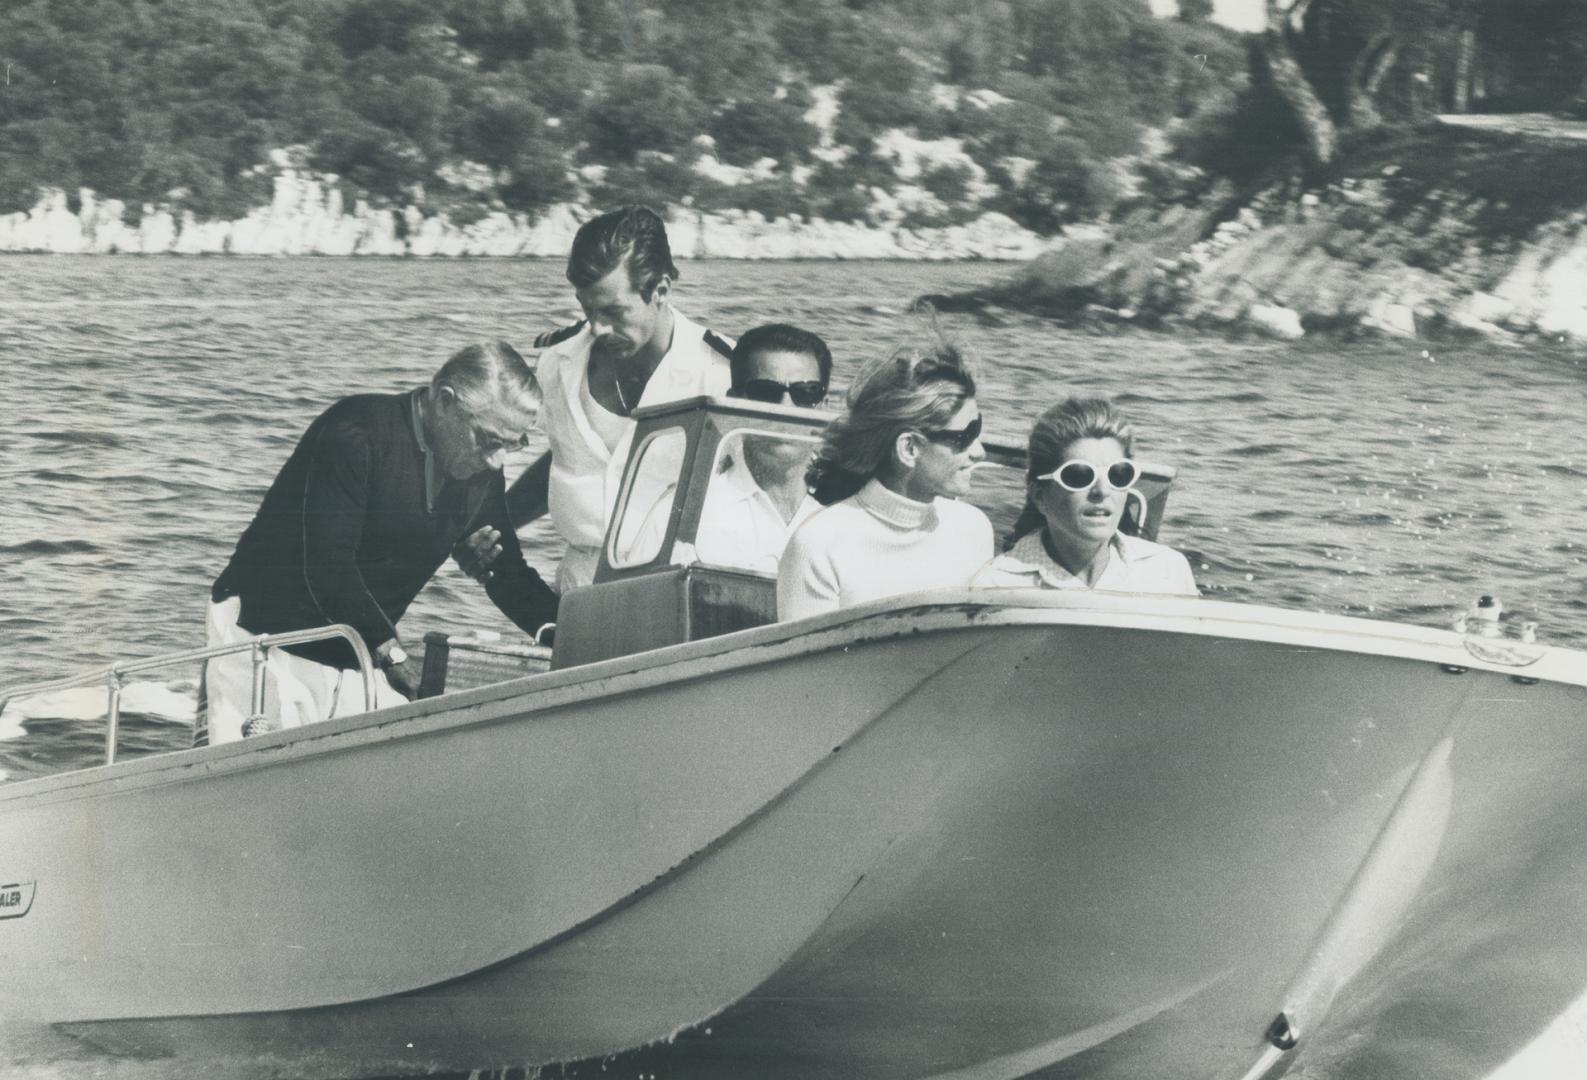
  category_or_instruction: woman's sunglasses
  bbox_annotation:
[741,378,827,408]
[1038,458,1138,492]
[920,415,982,452]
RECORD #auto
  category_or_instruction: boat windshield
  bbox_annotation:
[609,426,689,569]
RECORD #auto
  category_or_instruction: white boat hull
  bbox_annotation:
[3,590,1585,1078]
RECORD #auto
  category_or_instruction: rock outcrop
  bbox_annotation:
[1164,178,1587,344]
[951,126,1587,347]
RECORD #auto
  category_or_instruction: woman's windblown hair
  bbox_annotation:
[806,341,977,506]
[1007,397,1135,546]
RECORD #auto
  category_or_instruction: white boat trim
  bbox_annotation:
[4,588,1580,810]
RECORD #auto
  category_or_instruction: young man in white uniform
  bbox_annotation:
[496,205,732,591]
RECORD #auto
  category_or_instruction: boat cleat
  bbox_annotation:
[1452,595,1545,668]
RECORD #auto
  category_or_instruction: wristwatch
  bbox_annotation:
[376,640,408,668]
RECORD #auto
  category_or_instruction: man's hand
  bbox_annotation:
[383,654,426,701]
[454,526,504,585]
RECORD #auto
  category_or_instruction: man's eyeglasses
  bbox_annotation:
[919,415,982,453]
[740,378,827,408]
[1038,459,1138,493]
[471,423,532,455]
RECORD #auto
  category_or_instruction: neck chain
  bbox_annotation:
[612,364,632,415]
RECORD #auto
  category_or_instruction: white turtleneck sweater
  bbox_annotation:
[776,478,994,621]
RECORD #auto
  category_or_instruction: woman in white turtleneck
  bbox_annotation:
[776,344,993,621]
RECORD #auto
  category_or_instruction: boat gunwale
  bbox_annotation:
[3,588,1583,807]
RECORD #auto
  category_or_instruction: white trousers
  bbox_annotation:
[200,596,403,745]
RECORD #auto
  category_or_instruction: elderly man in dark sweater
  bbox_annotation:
[201,340,558,744]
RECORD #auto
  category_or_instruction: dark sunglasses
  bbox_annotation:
[740,378,827,408]
[1038,458,1138,492]
[919,414,982,452]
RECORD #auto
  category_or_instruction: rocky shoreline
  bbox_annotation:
[942,125,1587,347]
[1158,179,1587,344]
[0,170,1048,262]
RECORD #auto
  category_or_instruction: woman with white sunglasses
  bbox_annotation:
[972,397,1197,595]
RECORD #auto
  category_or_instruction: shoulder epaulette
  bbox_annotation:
[533,319,586,349]
[703,330,734,359]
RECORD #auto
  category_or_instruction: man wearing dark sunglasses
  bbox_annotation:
[674,325,832,573]
[727,323,832,410]
[199,342,559,745]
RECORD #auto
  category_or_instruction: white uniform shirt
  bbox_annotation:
[971,530,1199,595]
[535,309,731,590]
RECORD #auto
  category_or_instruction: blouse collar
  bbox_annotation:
[998,529,1132,587]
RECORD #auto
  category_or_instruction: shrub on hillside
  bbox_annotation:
[499,139,576,214]
[584,65,707,162]
[512,50,604,119]
[332,0,443,58]
[0,118,82,212]
[803,161,875,223]
[457,85,550,170]
[127,146,271,221]
[309,112,429,200]
[919,162,975,204]
[1060,106,1144,162]
[830,45,940,142]
[967,99,1065,163]
[992,135,1125,232]
[708,97,819,167]
[441,0,580,65]
[696,174,814,221]
[351,74,452,163]
[587,153,701,209]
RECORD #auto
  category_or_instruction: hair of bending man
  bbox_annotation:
[432,339,541,415]
[1006,397,1135,547]
[565,205,681,301]
[804,341,977,506]
[728,323,834,390]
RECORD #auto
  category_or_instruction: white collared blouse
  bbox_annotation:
[971,530,1198,595]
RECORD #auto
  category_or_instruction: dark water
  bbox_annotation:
[0,253,1584,784]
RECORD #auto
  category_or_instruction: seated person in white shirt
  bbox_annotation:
[777,342,994,620]
[679,324,832,574]
[971,397,1197,594]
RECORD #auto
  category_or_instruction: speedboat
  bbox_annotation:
[2,396,1584,1080]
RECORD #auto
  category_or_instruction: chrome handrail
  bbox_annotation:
[0,625,375,766]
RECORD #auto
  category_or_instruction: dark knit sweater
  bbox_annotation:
[213,391,557,668]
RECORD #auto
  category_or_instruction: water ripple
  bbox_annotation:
[0,538,101,556]
[25,430,126,448]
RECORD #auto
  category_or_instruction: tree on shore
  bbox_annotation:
[1262,0,1587,165]
[1260,0,1466,165]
